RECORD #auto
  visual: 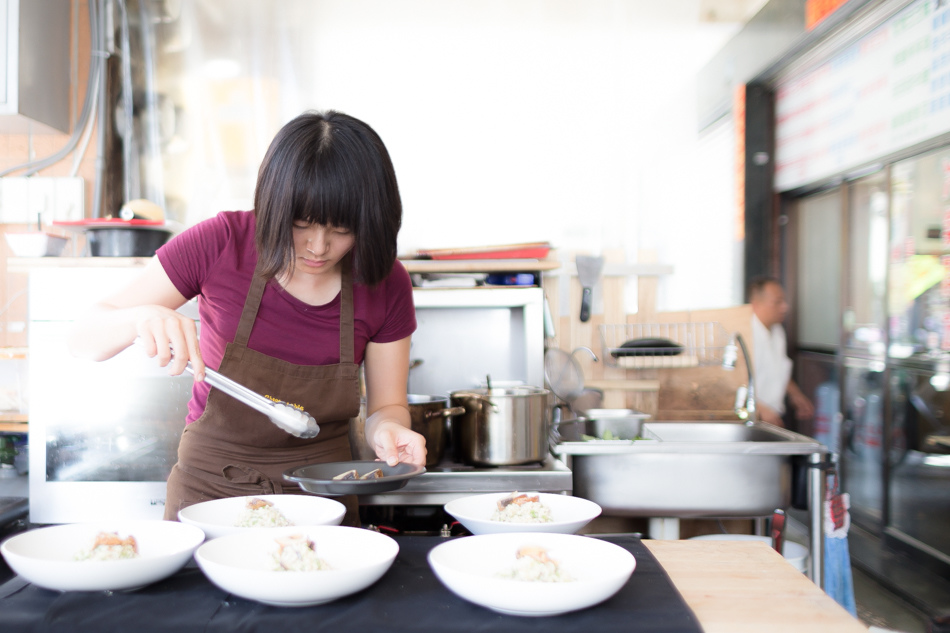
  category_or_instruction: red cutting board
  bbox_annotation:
[416,242,551,260]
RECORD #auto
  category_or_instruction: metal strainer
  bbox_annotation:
[544,346,598,404]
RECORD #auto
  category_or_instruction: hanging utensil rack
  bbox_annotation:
[598,322,731,369]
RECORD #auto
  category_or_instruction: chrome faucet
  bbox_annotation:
[572,346,599,363]
[722,333,756,423]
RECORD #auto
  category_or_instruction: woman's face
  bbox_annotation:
[291,221,356,275]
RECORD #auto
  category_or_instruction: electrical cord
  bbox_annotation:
[69,63,100,178]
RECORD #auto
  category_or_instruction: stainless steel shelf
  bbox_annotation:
[359,455,572,506]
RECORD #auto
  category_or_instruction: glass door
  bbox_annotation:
[795,189,842,351]
[841,357,886,526]
[840,172,890,529]
[883,148,950,572]
[845,172,888,357]
[887,364,950,572]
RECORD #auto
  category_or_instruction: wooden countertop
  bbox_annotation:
[645,540,867,632]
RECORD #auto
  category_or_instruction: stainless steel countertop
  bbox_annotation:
[359,455,572,505]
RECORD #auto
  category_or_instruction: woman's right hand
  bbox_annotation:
[134,305,205,380]
[67,258,201,379]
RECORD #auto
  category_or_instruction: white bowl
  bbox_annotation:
[178,494,345,539]
[0,520,205,592]
[4,232,68,257]
[444,492,601,535]
[428,532,635,616]
[194,525,398,607]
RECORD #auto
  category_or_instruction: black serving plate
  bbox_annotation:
[283,460,426,496]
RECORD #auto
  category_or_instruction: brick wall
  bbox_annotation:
[0,1,94,348]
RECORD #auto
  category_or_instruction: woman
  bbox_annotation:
[68,111,426,526]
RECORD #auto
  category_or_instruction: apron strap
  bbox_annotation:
[340,253,354,365]
[233,269,267,348]
[233,255,355,365]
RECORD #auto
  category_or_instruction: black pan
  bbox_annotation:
[610,337,684,357]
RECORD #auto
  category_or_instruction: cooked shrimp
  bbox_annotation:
[92,531,138,553]
[247,497,274,511]
[516,545,552,564]
[496,491,540,511]
[511,494,540,506]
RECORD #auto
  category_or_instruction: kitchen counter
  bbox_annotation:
[5,256,151,272]
[0,533,864,632]
[359,456,573,506]
[645,539,866,633]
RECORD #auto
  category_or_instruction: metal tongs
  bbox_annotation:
[136,338,319,438]
[184,363,320,439]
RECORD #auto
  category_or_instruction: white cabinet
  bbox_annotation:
[27,265,197,523]
[0,0,70,134]
[409,288,545,397]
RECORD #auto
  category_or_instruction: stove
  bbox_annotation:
[359,455,572,506]
[0,497,27,528]
[358,455,572,535]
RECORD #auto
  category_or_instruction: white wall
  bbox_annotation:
[168,0,745,312]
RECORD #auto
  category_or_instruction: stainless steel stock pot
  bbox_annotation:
[449,386,552,466]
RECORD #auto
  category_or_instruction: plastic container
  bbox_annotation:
[813,380,841,452]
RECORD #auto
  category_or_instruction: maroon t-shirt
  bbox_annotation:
[156,210,416,424]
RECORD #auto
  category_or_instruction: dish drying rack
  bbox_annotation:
[599,322,732,369]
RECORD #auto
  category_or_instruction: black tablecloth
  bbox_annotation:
[0,534,702,633]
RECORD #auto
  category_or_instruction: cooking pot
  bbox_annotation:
[86,226,173,257]
[449,386,552,466]
[348,395,464,467]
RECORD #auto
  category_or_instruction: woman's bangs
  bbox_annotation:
[292,163,361,232]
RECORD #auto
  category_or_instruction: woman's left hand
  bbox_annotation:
[370,419,427,468]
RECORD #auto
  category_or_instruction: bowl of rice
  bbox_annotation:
[0,520,205,592]
[178,494,346,540]
[428,532,635,616]
[194,525,399,607]
[444,492,601,535]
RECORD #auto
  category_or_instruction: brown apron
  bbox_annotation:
[164,256,362,526]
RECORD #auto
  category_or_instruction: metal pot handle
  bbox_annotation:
[426,406,466,419]
[452,392,499,412]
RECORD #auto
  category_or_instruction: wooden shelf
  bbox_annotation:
[400,258,561,274]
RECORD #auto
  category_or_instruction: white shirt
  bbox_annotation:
[752,313,793,415]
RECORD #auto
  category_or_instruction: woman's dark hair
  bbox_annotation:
[254,110,402,285]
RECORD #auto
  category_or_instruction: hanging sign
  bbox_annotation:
[776,0,950,190]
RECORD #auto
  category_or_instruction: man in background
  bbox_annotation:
[749,276,815,428]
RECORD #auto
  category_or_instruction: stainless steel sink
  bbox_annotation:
[554,421,827,518]
[643,422,821,446]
